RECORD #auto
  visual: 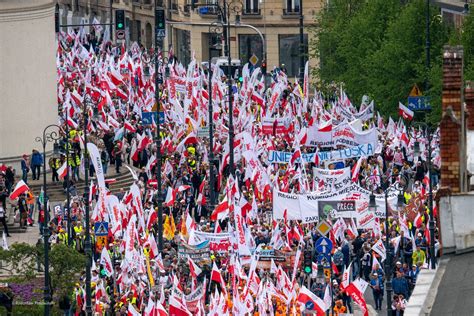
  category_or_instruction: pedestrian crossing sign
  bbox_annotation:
[409,84,422,97]
[94,221,109,236]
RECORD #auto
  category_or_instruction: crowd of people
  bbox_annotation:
[1,26,442,316]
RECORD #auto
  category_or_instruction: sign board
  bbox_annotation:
[96,236,107,252]
[408,96,430,111]
[316,220,332,236]
[156,29,166,38]
[323,268,331,279]
[315,237,333,255]
[249,54,259,66]
[116,30,125,40]
[316,253,330,265]
[409,84,422,97]
[142,111,165,125]
[197,126,210,138]
[305,301,314,311]
[318,200,356,219]
[94,221,108,236]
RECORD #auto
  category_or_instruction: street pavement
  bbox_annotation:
[431,251,474,316]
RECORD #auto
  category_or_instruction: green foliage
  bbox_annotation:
[311,0,452,123]
[0,243,86,304]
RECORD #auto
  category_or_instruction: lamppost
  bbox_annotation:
[366,174,408,316]
[155,0,165,253]
[208,21,223,209]
[412,122,436,270]
[35,124,62,316]
[299,0,305,82]
[83,95,93,315]
[425,0,430,93]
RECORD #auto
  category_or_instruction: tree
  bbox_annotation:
[0,243,86,304]
[311,0,452,123]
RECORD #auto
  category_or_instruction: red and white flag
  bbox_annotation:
[100,247,114,277]
[9,180,29,200]
[345,281,369,316]
[127,304,141,316]
[399,102,414,121]
[188,257,202,279]
[211,262,227,294]
[297,285,327,315]
[351,157,363,182]
[57,161,69,179]
[124,120,136,133]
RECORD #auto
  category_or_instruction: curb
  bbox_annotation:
[404,258,449,316]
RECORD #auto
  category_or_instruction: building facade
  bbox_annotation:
[0,0,57,160]
[58,0,323,76]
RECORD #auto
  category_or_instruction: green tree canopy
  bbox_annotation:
[311,0,451,122]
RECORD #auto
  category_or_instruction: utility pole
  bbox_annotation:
[155,2,165,252]
[299,0,305,82]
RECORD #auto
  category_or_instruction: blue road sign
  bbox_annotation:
[94,222,108,236]
[316,253,331,265]
[315,237,333,254]
[305,301,314,310]
[142,111,165,125]
[408,96,431,111]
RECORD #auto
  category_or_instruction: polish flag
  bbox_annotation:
[188,257,202,278]
[71,89,83,105]
[211,262,227,294]
[67,118,79,129]
[210,196,229,221]
[297,285,327,315]
[164,187,176,207]
[290,148,302,165]
[10,180,29,200]
[251,91,264,106]
[169,294,192,316]
[57,161,69,179]
[110,67,124,86]
[127,304,141,316]
[147,233,159,259]
[124,120,136,133]
[351,157,363,182]
[100,247,114,277]
[399,102,414,121]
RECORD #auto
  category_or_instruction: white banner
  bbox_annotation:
[306,122,378,148]
[313,167,351,191]
[273,183,399,221]
[87,143,106,191]
[267,143,376,164]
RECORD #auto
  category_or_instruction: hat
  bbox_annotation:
[22,154,28,158]
[417,233,422,237]
[373,273,378,276]
[396,261,401,265]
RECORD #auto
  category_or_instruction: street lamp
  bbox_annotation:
[35,124,62,316]
[366,174,408,316]
[208,21,224,210]
[83,95,93,315]
[411,122,437,270]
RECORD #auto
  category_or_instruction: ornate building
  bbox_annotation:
[58,0,322,76]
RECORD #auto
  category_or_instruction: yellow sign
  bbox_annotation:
[324,268,331,279]
[96,236,107,252]
[316,220,332,236]
[409,84,422,97]
[249,54,259,66]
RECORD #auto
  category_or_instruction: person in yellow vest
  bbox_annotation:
[58,228,68,245]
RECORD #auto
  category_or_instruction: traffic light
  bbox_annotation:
[261,60,267,75]
[115,10,125,31]
[155,7,166,31]
[303,250,313,274]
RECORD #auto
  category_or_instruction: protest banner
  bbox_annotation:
[261,117,292,135]
[313,167,351,191]
[267,143,375,164]
[185,282,205,312]
[306,121,377,148]
[178,241,210,264]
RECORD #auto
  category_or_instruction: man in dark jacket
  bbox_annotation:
[30,150,43,180]
[0,186,11,236]
[392,271,410,299]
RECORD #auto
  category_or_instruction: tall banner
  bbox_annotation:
[267,143,375,164]
[87,143,106,191]
[261,117,292,135]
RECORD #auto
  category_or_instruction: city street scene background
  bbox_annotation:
[1,0,474,315]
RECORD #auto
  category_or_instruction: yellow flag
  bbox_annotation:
[163,215,174,240]
[170,213,176,235]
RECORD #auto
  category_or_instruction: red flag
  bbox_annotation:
[211,262,227,294]
[9,180,29,200]
[297,285,326,316]
[399,102,414,121]
[344,282,368,316]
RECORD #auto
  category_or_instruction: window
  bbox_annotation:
[244,0,260,14]
[284,0,300,14]
[176,29,191,66]
[278,34,308,77]
[239,34,264,66]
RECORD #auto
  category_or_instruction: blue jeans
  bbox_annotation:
[22,169,28,183]
[373,290,383,310]
[102,163,108,175]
